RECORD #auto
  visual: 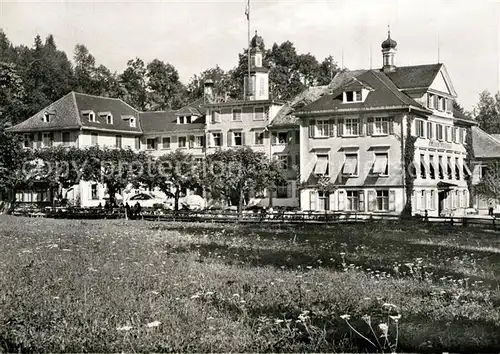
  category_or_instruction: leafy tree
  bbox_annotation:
[119,58,148,110]
[146,59,187,110]
[186,65,233,102]
[155,150,201,211]
[204,147,286,213]
[473,90,500,133]
[0,61,26,125]
[475,160,500,201]
[317,55,341,86]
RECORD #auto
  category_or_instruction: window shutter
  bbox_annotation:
[358,190,365,211]
[308,120,316,138]
[389,190,396,211]
[287,155,293,171]
[338,190,345,211]
[287,183,292,198]
[337,118,344,137]
[463,129,467,144]
[359,117,365,137]
[189,135,194,148]
[389,118,394,135]
[368,191,376,211]
[272,132,277,144]
[227,131,232,147]
[309,191,317,210]
[287,131,292,144]
[329,119,336,137]
[367,117,374,135]
[241,132,246,145]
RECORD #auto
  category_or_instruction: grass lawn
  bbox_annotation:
[0,215,499,352]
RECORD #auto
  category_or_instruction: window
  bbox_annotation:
[344,90,362,103]
[88,112,96,122]
[318,191,330,211]
[259,77,265,96]
[213,133,221,147]
[186,116,191,124]
[279,155,288,170]
[420,154,426,179]
[90,184,98,200]
[447,156,452,179]
[146,138,156,150]
[43,112,50,123]
[135,137,141,150]
[374,117,389,135]
[195,136,205,147]
[314,154,329,176]
[376,190,389,211]
[453,127,459,143]
[254,107,265,120]
[420,190,426,210]
[233,132,242,146]
[232,108,242,121]
[429,155,436,179]
[343,153,358,176]
[106,114,113,125]
[461,128,467,144]
[430,190,435,210]
[277,132,288,144]
[178,136,187,148]
[211,110,221,123]
[115,135,122,149]
[427,94,434,109]
[23,134,33,148]
[445,126,451,142]
[346,191,364,211]
[438,156,444,179]
[415,120,425,138]
[427,122,433,139]
[91,132,98,147]
[254,130,264,145]
[437,96,444,111]
[316,120,330,137]
[276,183,291,199]
[455,157,460,180]
[344,118,359,136]
[162,137,171,149]
[437,124,444,141]
[373,153,388,176]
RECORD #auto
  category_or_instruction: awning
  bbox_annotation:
[343,155,358,175]
[372,154,388,174]
[314,156,328,175]
[437,181,457,190]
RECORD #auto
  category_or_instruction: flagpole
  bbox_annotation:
[246,0,251,101]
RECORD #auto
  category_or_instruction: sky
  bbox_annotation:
[0,0,499,111]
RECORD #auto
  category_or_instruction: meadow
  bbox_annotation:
[0,215,499,352]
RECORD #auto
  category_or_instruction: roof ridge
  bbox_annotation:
[71,92,82,127]
[475,126,500,148]
[369,70,411,103]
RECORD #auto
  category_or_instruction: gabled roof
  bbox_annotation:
[7,92,80,133]
[385,64,443,90]
[74,92,142,133]
[297,69,428,115]
[175,98,206,116]
[472,126,500,159]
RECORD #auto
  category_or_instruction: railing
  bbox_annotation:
[11,206,500,230]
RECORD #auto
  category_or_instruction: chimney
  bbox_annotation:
[203,80,214,104]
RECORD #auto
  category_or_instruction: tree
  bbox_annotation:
[0,62,26,125]
[204,147,286,213]
[186,65,233,102]
[119,58,148,110]
[475,160,500,201]
[317,55,341,86]
[74,44,96,94]
[155,150,201,211]
[473,90,500,133]
[146,59,187,110]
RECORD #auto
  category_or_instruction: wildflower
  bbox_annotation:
[389,314,402,323]
[382,303,397,310]
[306,266,312,269]
[233,293,240,298]
[362,314,371,325]
[205,291,214,296]
[275,319,284,324]
[191,294,200,299]
[151,291,159,295]
[340,314,351,320]
[116,325,133,331]
[207,316,214,320]
[146,320,161,328]
[379,323,389,336]
[340,252,346,256]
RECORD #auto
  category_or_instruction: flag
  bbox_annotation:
[245,0,249,20]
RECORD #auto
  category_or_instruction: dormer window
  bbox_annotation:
[130,117,136,128]
[177,116,184,124]
[89,112,95,122]
[186,116,191,124]
[42,112,50,123]
[344,90,362,103]
[106,114,113,125]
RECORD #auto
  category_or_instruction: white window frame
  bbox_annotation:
[343,153,359,177]
[146,138,156,150]
[211,110,221,123]
[106,114,113,125]
[129,117,136,128]
[344,118,359,136]
[212,132,221,147]
[253,106,265,121]
[373,152,389,176]
[88,112,96,123]
[376,190,389,211]
[346,191,360,211]
[415,119,425,138]
[195,135,204,148]
[43,112,50,123]
[315,153,330,177]
[162,137,171,149]
[316,120,330,137]
[343,90,362,103]
[233,131,243,146]
[373,117,389,135]
[232,108,242,121]
[178,136,187,148]
[254,130,264,145]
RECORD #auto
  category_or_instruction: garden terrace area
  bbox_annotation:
[0,215,499,352]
